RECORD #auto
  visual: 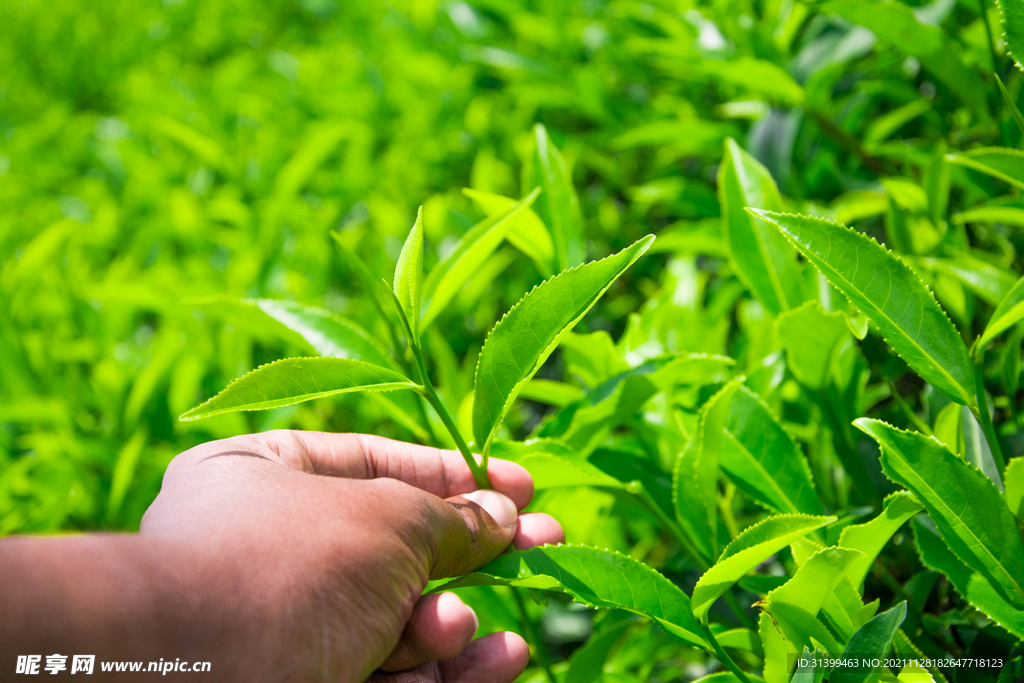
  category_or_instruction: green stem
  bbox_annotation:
[511,588,557,683]
[411,341,491,489]
[702,621,754,683]
[972,345,1008,477]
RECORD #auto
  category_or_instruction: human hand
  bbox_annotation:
[140,430,564,683]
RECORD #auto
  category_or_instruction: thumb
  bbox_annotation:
[423,489,519,579]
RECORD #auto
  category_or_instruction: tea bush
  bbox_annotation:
[3,0,1024,680]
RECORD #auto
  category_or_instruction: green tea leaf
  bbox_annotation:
[751,210,976,407]
[674,379,744,563]
[434,544,708,650]
[837,491,924,589]
[249,299,395,369]
[912,518,1024,639]
[855,419,1024,608]
[488,439,624,490]
[393,207,424,340]
[472,236,654,456]
[691,513,836,621]
[720,385,822,515]
[462,187,555,275]
[179,357,419,420]
[979,274,1024,349]
[995,73,1024,135]
[524,123,584,270]
[718,138,804,315]
[829,602,907,683]
[564,620,631,683]
[422,189,542,330]
[775,301,851,389]
[1005,457,1024,520]
[999,0,1024,71]
[946,148,1024,190]
[897,660,935,683]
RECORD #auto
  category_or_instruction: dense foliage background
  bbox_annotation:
[4,0,1024,680]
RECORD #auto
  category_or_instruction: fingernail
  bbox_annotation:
[438,592,479,634]
[462,490,518,529]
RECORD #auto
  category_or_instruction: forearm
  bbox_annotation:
[0,535,283,680]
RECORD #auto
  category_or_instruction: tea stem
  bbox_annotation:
[411,341,491,489]
[510,588,557,683]
[702,621,753,683]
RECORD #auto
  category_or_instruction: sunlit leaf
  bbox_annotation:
[837,491,923,589]
[523,123,584,270]
[856,419,1024,608]
[393,207,424,340]
[829,602,907,683]
[946,148,1024,190]
[979,274,1024,349]
[472,236,654,457]
[752,210,976,407]
[180,358,419,420]
[434,544,708,650]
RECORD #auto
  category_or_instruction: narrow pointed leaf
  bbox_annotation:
[979,274,1024,349]
[422,189,542,330]
[829,602,907,683]
[751,210,976,407]
[433,544,708,650]
[838,491,924,589]
[718,138,804,315]
[179,358,419,420]
[996,73,1024,135]
[720,385,822,515]
[946,148,1024,190]
[472,236,654,456]
[462,187,554,275]
[674,379,743,562]
[912,518,1024,638]
[855,419,1024,608]
[691,513,836,620]
[524,123,584,270]
[393,207,424,339]
[249,299,396,369]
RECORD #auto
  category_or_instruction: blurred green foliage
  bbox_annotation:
[5,0,1024,678]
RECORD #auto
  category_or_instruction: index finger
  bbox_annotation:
[269,430,534,510]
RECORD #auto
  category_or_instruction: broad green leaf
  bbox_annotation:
[462,187,554,275]
[393,207,424,340]
[720,385,822,515]
[674,379,744,563]
[838,491,924,589]
[829,602,907,683]
[523,123,584,270]
[946,148,1024,190]
[758,547,860,681]
[751,211,976,407]
[488,439,624,490]
[472,236,654,456]
[855,419,1024,608]
[434,544,708,650]
[691,513,836,621]
[422,189,542,330]
[249,299,396,369]
[979,274,1024,349]
[1000,0,1024,71]
[913,518,1024,639]
[775,302,851,389]
[718,138,804,315]
[1006,457,1024,520]
[179,358,419,420]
